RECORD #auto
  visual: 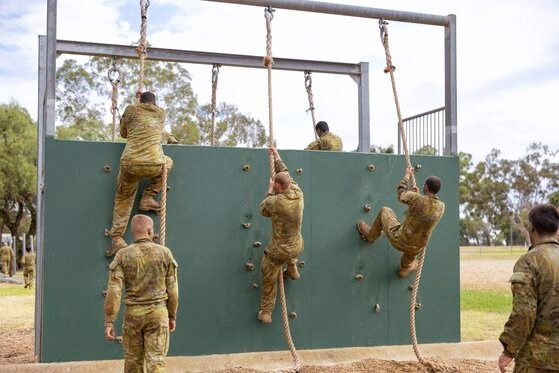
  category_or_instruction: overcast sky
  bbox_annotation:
[1,0,558,162]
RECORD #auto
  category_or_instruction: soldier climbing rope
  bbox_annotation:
[379,18,455,373]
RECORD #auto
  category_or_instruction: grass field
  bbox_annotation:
[461,289,512,341]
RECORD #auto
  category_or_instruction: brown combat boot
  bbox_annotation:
[397,261,419,278]
[139,195,161,213]
[283,261,300,280]
[257,310,272,324]
[357,220,371,241]
[106,236,127,257]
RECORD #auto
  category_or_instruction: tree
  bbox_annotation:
[414,145,438,155]
[0,103,37,238]
[56,57,266,147]
[550,191,559,207]
[369,144,394,153]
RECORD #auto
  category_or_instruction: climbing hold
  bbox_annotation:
[368,164,375,172]
[289,312,298,319]
[154,233,159,240]
[296,168,303,175]
[415,303,422,310]
[242,222,251,229]
[115,336,123,344]
[251,282,259,289]
[242,164,251,172]
[374,304,381,313]
[166,186,171,192]
[414,164,422,172]
[409,285,414,291]
[253,241,262,248]
[104,228,110,237]
[297,261,305,268]
[355,274,364,281]
[103,165,112,173]
[363,204,372,213]
[245,262,255,270]
[101,290,107,297]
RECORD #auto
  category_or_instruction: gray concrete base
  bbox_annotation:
[0,341,502,372]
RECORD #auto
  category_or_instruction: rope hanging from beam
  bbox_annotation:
[379,18,455,373]
[107,57,121,142]
[263,7,301,373]
[304,71,318,140]
[210,64,220,146]
[136,0,150,102]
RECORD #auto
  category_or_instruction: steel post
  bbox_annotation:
[444,14,457,155]
[357,62,370,152]
[202,0,449,26]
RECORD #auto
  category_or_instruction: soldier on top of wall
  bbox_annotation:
[305,121,343,151]
[258,147,304,324]
[356,167,445,278]
[107,91,174,257]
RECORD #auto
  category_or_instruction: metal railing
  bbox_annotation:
[398,106,445,156]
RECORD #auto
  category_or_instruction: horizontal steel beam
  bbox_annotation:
[202,0,449,26]
[56,39,362,75]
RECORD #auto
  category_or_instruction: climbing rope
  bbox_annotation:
[304,71,318,140]
[210,64,220,146]
[136,0,149,102]
[159,166,168,246]
[263,7,301,373]
[107,57,121,141]
[379,19,455,373]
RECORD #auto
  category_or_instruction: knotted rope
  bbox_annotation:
[304,71,318,140]
[107,57,121,141]
[136,0,149,102]
[159,165,168,246]
[210,64,220,146]
[263,7,301,373]
[379,19,456,373]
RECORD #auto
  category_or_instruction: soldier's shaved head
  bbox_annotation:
[131,214,154,239]
[140,92,156,104]
[274,172,291,190]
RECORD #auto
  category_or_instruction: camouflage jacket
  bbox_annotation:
[499,240,559,369]
[0,245,13,261]
[395,176,445,250]
[260,159,304,261]
[104,238,179,325]
[20,253,35,268]
[305,131,343,151]
[120,103,166,166]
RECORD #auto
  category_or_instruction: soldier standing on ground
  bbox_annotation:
[20,247,35,289]
[498,204,559,373]
[107,91,174,257]
[304,121,343,151]
[356,167,445,277]
[258,147,304,324]
[0,242,13,277]
[104,214,179,373]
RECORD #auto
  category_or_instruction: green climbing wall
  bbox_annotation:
[41,137,459,362]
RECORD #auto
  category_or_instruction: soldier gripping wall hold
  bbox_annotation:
[20,247,35,288]
[498,204,559,373]
[305,121,343,151]
[107,91,174,257]
[356,167,445,278]
[104,214,179,373]
[258,147,304,324]
[0,242,13,276]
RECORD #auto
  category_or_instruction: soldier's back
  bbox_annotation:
[321,132,343,151]
[401,194,445,248]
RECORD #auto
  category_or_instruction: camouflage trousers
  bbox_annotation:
[123,303,170,373]
[109,156,173,238]
[23,267,35,288]
[260,253,298,314]
[366,207,420,271]
[514,364,559,373]
[1,260,10,275]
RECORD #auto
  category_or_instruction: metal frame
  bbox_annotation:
[37,0,457,360]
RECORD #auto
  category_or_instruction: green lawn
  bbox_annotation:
[0,284,30,297]
[460,246,526,260]
[461,289,512,341]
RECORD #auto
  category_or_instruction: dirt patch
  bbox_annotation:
[216,358,500,373]
[460,259,516,291]
[0,327,36,365]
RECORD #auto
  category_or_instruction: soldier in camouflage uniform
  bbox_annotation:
[104,214,179,373]
[356,167,445,277]
[498,204,559,373]
[20,247,35,289]
[258,147,304,324]
[0,243,13,276]
[107,92,174,257]
[305,121,343,151]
